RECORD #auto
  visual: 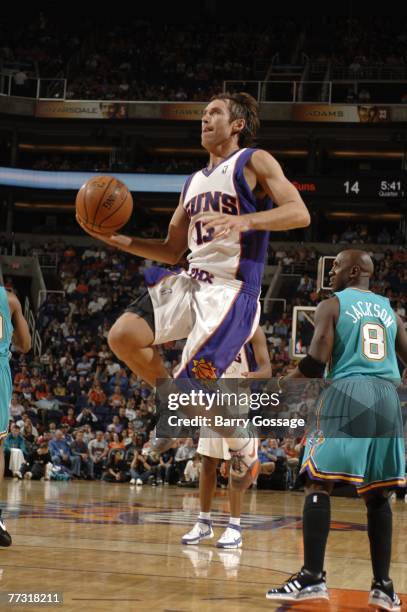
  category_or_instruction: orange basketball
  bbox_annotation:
[76,175,133,235]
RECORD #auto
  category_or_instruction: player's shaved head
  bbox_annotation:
[337,249,374,276]
[330,249,374,292]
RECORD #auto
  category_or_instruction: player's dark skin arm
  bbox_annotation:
[395,314,407,366]
[7,292,31,353]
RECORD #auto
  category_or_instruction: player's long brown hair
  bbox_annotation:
[210,91,260,147]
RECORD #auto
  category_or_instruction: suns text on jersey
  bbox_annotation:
[184,191,239,218]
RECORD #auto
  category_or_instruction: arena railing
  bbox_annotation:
[223,79,407,104]
[34,252,59,270]
[0,73,67,99]
[23,296,42,356]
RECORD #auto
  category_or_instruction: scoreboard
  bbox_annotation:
[291,178,406,200]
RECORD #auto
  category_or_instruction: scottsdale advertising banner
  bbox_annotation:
[35,100,129,119]
[33,100,407,122]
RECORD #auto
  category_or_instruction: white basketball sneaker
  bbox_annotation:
[181,519,214,545]
[368,579,401,611]
[216,524,242,549]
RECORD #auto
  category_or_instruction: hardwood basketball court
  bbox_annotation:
[0,481,406,611]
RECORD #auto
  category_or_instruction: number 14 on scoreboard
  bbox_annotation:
[343,180,360,195]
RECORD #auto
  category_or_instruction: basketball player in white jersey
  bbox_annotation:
[182,325,271,548]
[78,92,310,488]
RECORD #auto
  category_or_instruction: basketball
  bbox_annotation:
[76,175,133,234]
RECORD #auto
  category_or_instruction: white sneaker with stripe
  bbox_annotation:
[266,568,329,602]
[181,519,214,545]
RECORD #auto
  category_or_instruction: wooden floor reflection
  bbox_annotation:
[0,480,406,611]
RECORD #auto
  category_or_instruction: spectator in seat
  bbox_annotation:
[174,438,196,481]
[76,354,92,377]
[49,429,81,477]
[159,448,175,485]
[4,425,27,477]
[129,450,157,485]
[76,406,98,429]
[103,450,128,482]
[181,453,201,487]
[61,406,76,428]
[34,391,61,424]
[107,415,124,435]
[109,385,125,409]
[20,442,52,481]
[10,393,25,421]
[87,383,106,407]
[71,430,94,479]
[88,430,108,479]
[117,406,129,429]
[258,440,278,475]
[282,437,300,470]
[108,432,125,450]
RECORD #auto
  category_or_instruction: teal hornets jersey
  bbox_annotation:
[0,287,13,359]
[328,288,400,381]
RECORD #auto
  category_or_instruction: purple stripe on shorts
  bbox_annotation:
[144,266,179,287]
[175,289,259,379]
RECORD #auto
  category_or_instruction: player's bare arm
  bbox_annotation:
[285,298,338,380]
[395,314,407,365]
[204,150,310,236]
[242,326,272,378]
[78,198,189,265]
[7,291,31,353]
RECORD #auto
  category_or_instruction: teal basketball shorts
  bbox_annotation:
[300,376,406,494]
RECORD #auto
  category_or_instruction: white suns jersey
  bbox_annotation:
[182,147,272,296]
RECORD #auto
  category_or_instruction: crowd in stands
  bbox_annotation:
[0,11,82,81]
[64,21,293,102]
[304,17,407,73]
[3,11,406,102]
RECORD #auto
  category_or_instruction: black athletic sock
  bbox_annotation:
[366,496,392,582]
[303,492,331,575]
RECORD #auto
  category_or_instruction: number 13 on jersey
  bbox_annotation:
[195,221,214,245]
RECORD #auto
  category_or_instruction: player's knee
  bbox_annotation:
[304,479,332,497]
[201,456,218,475]
[108,314,151,354]
[108,322,128,355]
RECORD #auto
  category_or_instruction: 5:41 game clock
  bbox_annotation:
[342,178,405,199]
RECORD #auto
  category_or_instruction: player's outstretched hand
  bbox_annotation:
[76,214,130,249]
[203,213,253,238]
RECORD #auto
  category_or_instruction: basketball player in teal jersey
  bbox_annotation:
[267,250,406,611]
[0,287,31,546]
